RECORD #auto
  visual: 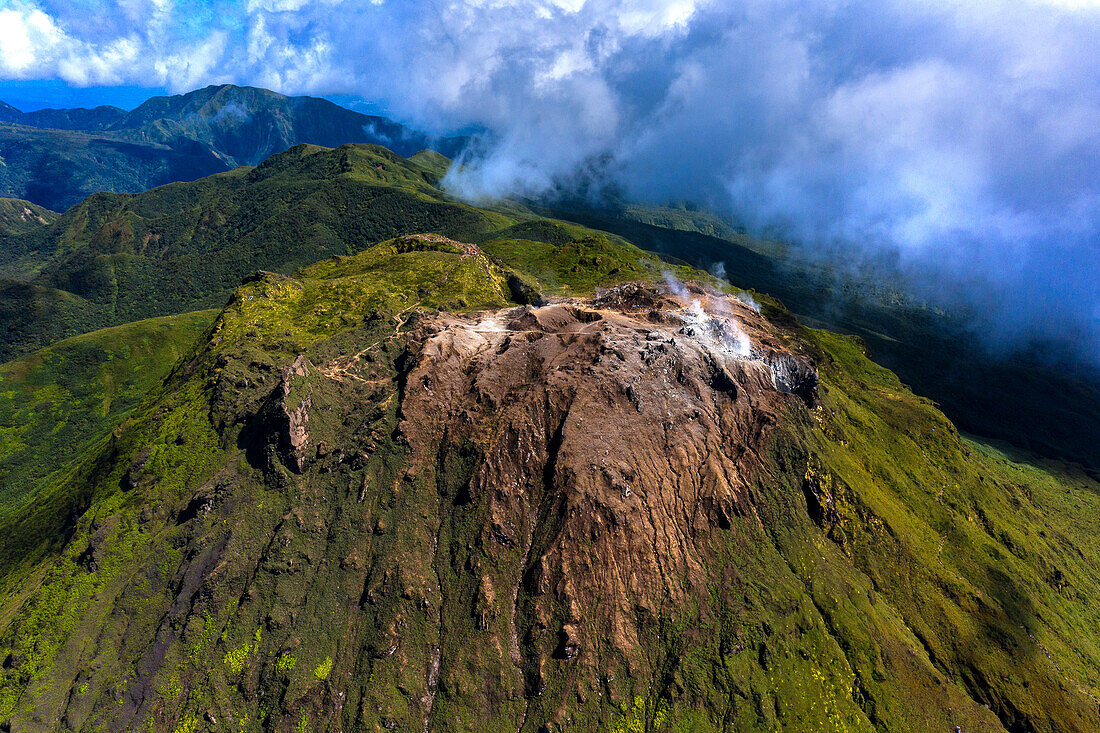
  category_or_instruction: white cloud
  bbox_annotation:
[0,0,1098,356]
[152,31,232,91]
[247,0,312,11]
[0,6,65,77]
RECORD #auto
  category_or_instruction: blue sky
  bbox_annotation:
[0,79,167,110]
[1,0,1099,358]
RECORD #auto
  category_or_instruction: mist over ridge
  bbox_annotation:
[432,0,1100,362]
[3,0,1099,359]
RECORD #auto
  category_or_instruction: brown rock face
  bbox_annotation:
[274,353,313,472]
[398,283,816,698]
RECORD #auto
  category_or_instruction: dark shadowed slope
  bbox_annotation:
[112,85,466,165]
[0,101,125,131]
[0,123,231,214]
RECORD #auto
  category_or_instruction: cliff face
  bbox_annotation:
[0,244,1098,732]
[396,287,812,708]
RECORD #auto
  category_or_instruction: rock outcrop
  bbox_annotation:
[272,354,313,473]
[396,286,816,701]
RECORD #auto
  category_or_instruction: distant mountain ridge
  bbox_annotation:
[0,85,466,211]
[0,100,125,130]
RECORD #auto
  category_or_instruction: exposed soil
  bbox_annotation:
[396,284,817,699]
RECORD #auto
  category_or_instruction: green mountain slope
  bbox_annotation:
[0,122,229,214]
[0,198,57,279]
[0,310,216,518]
[0,232,1096,732]
[0,199,56,237]
[0,143,543,361]
[0,85,464,212]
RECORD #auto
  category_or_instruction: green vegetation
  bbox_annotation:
[407,149,452,183]
[480,235,655,294]
[0,142,633,362]
[615,202,751,243]
[224,630,262,675]
[0,310,216,517]
[0,137,1095,731]
[312,657,333,681]
[0,198,55,239]
[767,324,1100,730]
[0,197,58,280]
[0,121,226,214]
[0,226,1092,730]
[0,84,464,212]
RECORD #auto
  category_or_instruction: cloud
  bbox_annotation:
[0,5,66,77]
[2,0,1099,358]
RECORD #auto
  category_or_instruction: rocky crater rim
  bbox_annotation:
[377,280,822,679]
[411,281,818,406]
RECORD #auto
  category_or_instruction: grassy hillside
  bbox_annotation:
[0,281,110,358]
[0,232,1094,731]
[0,310,216,518]
[785,325,1100,730]
[0,143,629,363]
[0,198,57,279]
[0,199,56,237]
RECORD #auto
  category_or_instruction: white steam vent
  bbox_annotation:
[664,271,753,359]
